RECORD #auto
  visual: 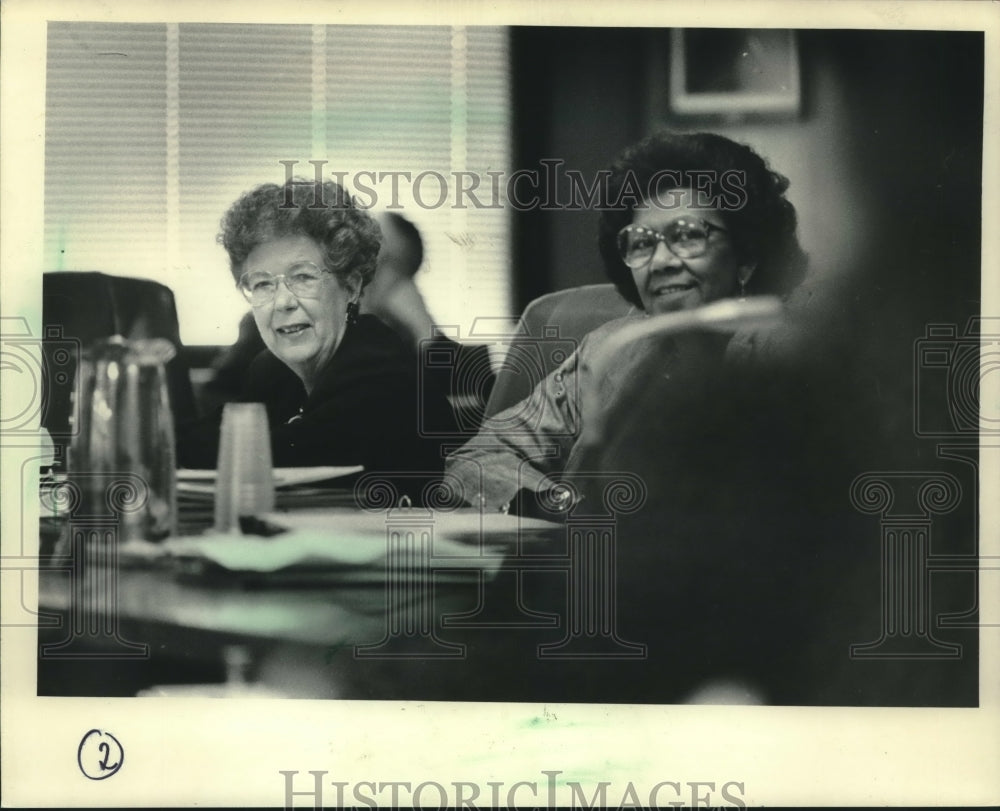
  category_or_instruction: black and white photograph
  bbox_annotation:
[2,0,998,807]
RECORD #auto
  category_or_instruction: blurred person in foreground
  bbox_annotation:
[440,133,874,705]
[177,178,456,476]
[445,131,812,512]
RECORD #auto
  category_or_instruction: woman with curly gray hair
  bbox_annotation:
[178,177,455,473]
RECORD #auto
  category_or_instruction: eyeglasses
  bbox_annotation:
[617,218,729,268]
[237,261,331,306]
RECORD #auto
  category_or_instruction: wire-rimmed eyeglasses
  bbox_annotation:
[237,261,332,306]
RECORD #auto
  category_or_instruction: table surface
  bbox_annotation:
[36,481,976,706]
[36,493,573,698]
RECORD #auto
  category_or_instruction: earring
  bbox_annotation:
[346,300,360,325]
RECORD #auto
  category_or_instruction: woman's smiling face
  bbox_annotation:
[244,235,358,390]
[629,188,754,315]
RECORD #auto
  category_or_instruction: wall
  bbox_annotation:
[510,28,983,323]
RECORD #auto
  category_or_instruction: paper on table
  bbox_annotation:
[177,466,363,494]
[266,508,562,544]
[162,524,504,574]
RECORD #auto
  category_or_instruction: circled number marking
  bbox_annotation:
[78,729,124,780]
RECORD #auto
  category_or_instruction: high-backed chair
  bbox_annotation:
[42,271,198,441]
[484,283,635,417]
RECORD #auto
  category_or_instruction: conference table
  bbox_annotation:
[37,455,960,706]
[36,470,654,701]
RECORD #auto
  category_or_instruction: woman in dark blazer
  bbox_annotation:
[178,177,456,477]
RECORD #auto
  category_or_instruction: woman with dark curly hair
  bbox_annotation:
[446,131,809,511]
[177,177,455,474]
[597,131,806,308]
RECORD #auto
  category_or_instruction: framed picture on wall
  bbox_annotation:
[649,28,801,122]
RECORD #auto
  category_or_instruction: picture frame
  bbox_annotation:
[650,28,802,122]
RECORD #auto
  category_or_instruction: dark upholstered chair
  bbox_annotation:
[42,272,197,440]
[484,283,634,417]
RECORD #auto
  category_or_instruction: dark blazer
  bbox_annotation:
[178,315,456,475]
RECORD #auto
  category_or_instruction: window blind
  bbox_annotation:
[45,23,169,278]
[45,22,512,346]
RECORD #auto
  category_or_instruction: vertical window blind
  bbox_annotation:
[45,22,512,346]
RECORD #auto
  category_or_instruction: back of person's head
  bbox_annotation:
[376,212,424,278]
[597,131,808,307]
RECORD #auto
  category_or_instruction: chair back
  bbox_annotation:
[484,283,634,417]
[42,272,198,441]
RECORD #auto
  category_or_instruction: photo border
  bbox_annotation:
[2,0,998,807]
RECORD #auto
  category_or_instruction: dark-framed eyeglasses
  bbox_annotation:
[237,261,331,306]
[617,218,729,268]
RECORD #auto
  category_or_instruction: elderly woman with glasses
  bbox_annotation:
[177,178,456,474]
[445,131,809,511]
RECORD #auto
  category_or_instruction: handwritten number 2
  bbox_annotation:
[98,741,119,771]
[78,730,124,780]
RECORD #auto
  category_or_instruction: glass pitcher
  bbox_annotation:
[69,335,178,542]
